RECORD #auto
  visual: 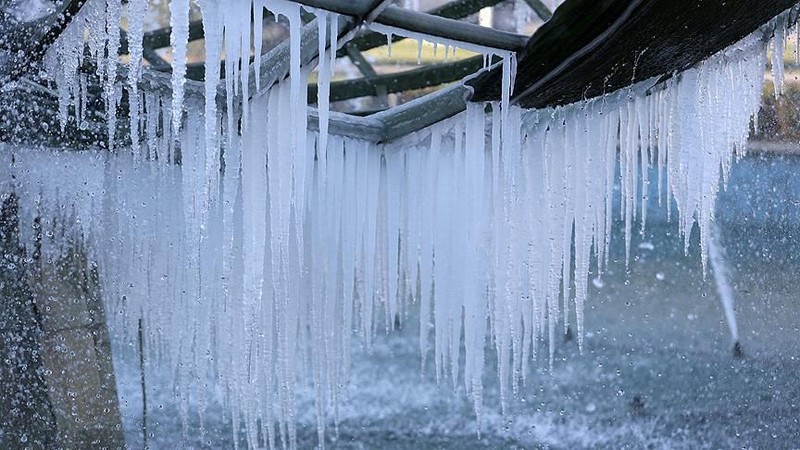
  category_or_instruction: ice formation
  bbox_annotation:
[17,1,798,448]
[708,221,739,344]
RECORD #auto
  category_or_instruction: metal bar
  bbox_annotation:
[291,0,376,17]
[291,0,526,51]
[342,42,390,107]
[245,0,394,101]
[309,55,485,102]
[142,46,170,69]
[371,56,504,142]
[28,0,88,54]
[429,0,505,21]
[4,0,511,144]
[1,1,389,144]
[307,107,385,141]
[344,0,505,56]
[126,7,277,53]
[375,6,526,51]
[344,43,380,78]
[130,20,206,51]
[242,17,342,103]
[119,29,170,69]
[373,82,473,142]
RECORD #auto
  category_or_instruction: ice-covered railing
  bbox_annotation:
[44,0,311,148]
[19,1,799,448]
[41,0,528,148]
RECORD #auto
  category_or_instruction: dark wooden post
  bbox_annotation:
[0,193,124,448]
[28,233,125,448]
[0,194,57,448]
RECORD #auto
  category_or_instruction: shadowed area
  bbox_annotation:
[470,0,799,108]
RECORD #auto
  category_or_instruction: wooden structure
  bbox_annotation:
[471,0,800,106]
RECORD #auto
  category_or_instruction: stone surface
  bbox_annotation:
[30,245,124,449]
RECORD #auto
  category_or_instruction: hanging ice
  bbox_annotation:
[126,0,148,158]
[28,2,799,449]
[169,0,190,137]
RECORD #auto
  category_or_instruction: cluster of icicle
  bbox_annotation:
[44,0,305,156]
[23,0,796,447]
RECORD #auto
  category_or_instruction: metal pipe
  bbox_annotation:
[291,0,527,51]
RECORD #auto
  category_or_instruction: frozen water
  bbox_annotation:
[708,220,739,344]
[21,3,800,449]
[111,155,800,447]
[169,0,190,137]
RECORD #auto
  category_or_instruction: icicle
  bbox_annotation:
[369,22,507,62]
[796,20,799,65]
[169,0,190,136]
[619,96,637,267]
[287,3,309,257]
[330,15,340,75]
[316,10,331,159]
[144,92,159,160]
[199,0,223,226]
[254,0,266,92]
[463,102,487,427]
[500,52,516,123]
[239,0,252,127]
[127,0,148,158]
[241,91,269,357]
[771,16,786,97]
[105,0,122,149]
[222,1,239,152]
[708,221,738,344]
[160,96,174,163]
